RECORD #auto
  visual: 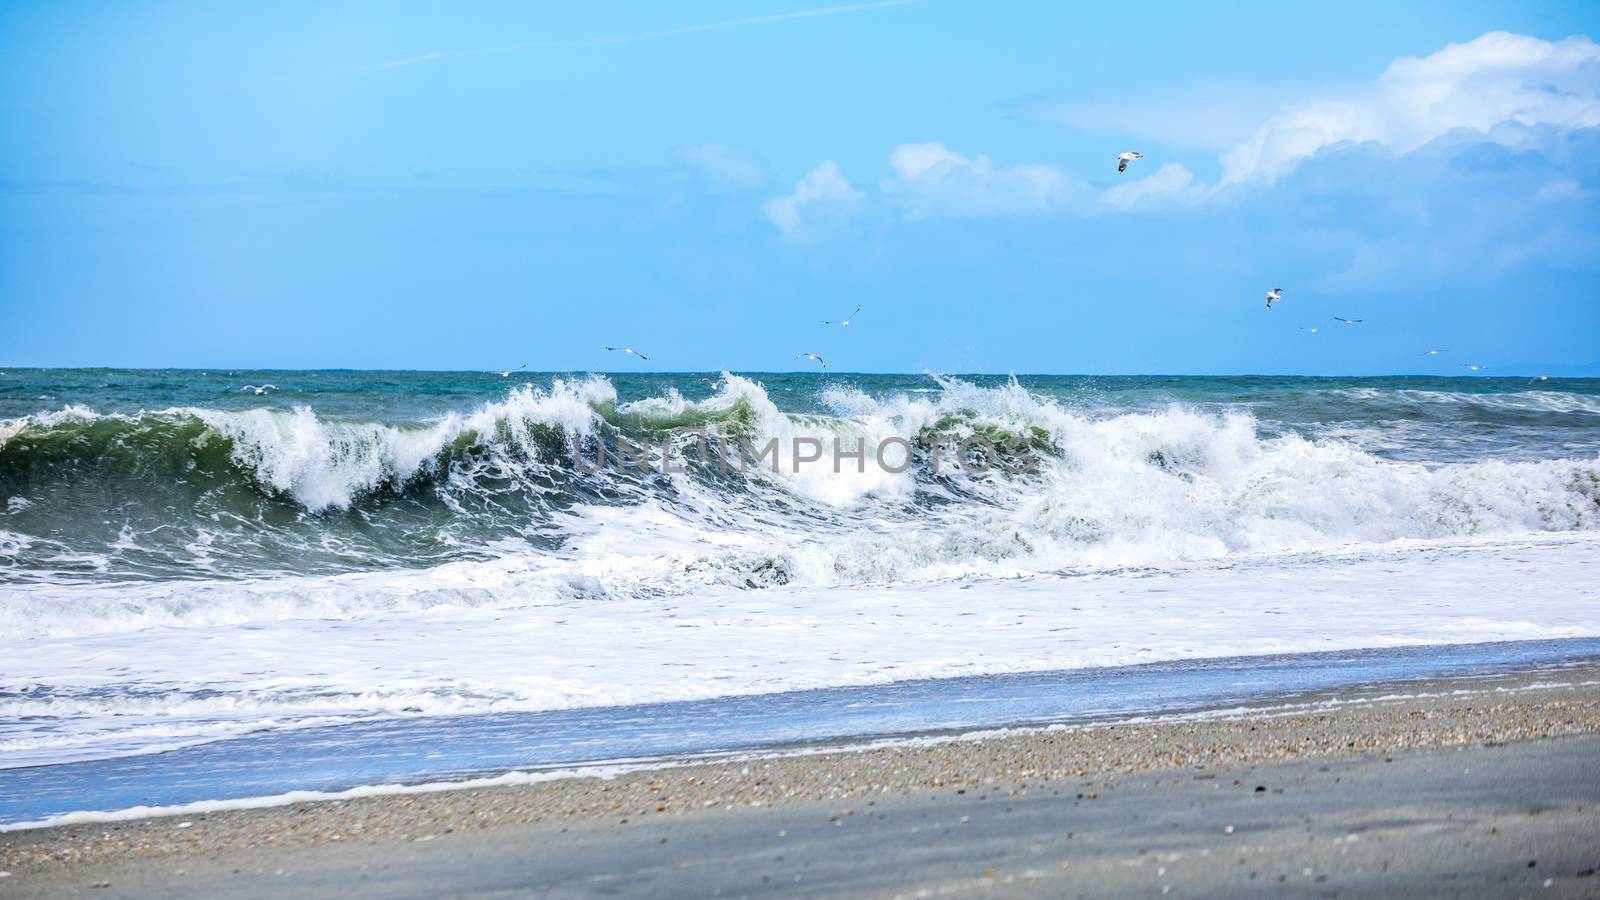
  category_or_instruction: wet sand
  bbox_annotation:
[3,665,1599,897]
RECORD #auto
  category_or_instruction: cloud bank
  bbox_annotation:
[763,31,1600,232]
[1220,32,1600,185]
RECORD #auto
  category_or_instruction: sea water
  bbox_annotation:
[2,369,1598,807]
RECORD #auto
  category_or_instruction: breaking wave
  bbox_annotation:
[2,374,1598,636]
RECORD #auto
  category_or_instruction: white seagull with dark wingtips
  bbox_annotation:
[605,347,649,361]
[497,363,528,377]
[1298,326,1319,334]
[1460,363,1488,372]
[239,384,278,395]
[798,353,827,369]
[1418,349,1446,357]
[1333,317,1364,325]
[824,307,860,327]
[1265,288,1282,308]
[1117,152,1143,173]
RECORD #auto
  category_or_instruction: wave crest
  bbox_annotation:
[2,375,1597,589]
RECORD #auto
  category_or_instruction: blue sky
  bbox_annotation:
[2,1,1597,374]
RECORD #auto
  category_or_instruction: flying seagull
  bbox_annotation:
[239,384,277,395]
[798,353,827,369]
[1530,374,1550,384]
[497,364,528,377]
[1265,288,1282,308]
[605,347,650,360]
[1298,326,1319,334]
[824,306,860,327]
[1333,317,1364,325]
[1117,152,1143,173]
[1418,349,1446,357]
[1460,363,1488,372]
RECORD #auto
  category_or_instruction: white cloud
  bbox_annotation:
[881,142,1077,218]
[764,32,1600,232]
[675,144,764,188]
[762,161,863,237]
[1220,32,1600,184]
[1100,163,1204,209]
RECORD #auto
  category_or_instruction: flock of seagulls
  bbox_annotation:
[598,305,860,372]
[216,148,1562,393]
[1270,301,1522,377]
[1258,276,1515,375]
[1255,273,1520,376]
[582,274,1530,380]
[1120,152,1373,338]
[1119,149,1541,380]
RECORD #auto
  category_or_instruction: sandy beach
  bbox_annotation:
[3,664,1598,897]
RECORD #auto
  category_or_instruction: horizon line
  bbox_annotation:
[1,366,1593,379]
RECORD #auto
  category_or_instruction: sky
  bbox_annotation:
[2,0,1598,375]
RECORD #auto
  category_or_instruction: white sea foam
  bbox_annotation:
[2,533,1597,766]
[2,377,1598,634]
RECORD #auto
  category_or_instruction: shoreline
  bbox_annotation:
[3,663,1598,895]
[9,631,1600,825]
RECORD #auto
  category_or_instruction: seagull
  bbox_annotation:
[1117,152,1143,173]
[239,384,277,395]
[1459,363,1488,372]
[798,353,827,369]
[1333,317,1363,326]
[1298,326,1319,334]
[496,363,528,377]
[1265,288,1282,308]
[1418,349,1446,357]
[1530,374,1550,384]
[824,307,860,327]
[604,347,650,360]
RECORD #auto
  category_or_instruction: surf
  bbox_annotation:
[1,374,1597,628]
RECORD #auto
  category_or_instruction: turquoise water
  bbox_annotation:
[5,369,1598,435]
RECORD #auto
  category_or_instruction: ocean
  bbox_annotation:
[2,369,1599,823]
